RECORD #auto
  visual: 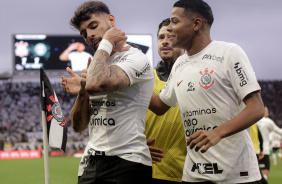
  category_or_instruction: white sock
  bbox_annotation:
[273,153,277,164]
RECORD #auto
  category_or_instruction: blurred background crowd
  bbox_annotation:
[0,80,281,150]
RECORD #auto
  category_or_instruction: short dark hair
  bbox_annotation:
[174,0,214,26]
[70,1,111,30]
[157,18,170,36]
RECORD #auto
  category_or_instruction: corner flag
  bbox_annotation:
[40,68,67,152]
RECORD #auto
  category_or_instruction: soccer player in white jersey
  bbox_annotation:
[62,1,155,183]
[257,106,282,181]
[269,131,282,166]
[149,0,265,183]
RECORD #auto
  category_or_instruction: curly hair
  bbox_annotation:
[70,1,110,30]
[174,0,214,26]
[157,18,170,36]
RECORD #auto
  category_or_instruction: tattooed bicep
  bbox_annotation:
[109,65,130,90]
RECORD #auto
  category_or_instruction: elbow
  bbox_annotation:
[257,104,265,121]
[253,101,265,123]
[155,109,166,116]
[59,55,67,61]
[72,124,84,133]
[71,117,86,133]
[148,105,167,116]
[70,110,86,133]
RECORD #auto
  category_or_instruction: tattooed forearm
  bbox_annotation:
[87,50,110,86]
[86,49,130,95]
[71,90,90,132]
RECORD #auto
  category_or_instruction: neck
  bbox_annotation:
[186,31,212,56]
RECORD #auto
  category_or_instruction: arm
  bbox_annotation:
[86,27,131,95]
[257,125,264,160]
[271,120,282,136]
[59,43,79,61]
[257,125,264,152]
[187,90,265,153]
[70,68,90,132]
[148,92,171,115]
[62,57,92,95]
[147,138,164,163]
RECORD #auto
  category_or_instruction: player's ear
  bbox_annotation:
[193,17,202,31]
[107,14,116,27]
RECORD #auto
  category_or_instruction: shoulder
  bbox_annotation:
[210,41,240,53]
[125,47,148,57]
[212,40,237,48]
[172,54,189,71]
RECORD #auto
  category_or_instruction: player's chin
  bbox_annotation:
[161,55,173,61]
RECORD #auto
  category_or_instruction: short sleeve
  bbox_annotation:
[227,45,261,100]
[158,55,188,107]
[159,71,178,107]
[115,48,154,86]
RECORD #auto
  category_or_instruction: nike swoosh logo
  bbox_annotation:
[177,80,183,87]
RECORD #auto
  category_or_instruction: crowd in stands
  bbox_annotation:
[0,80,281,149]
[0,80,88,148]
[259,80,282,127]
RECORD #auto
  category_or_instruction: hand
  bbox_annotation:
[68,42,79,51]
[147,138,164,163]
[186,130,221,153]
[62,67,81,95]
[258,151,264,160]
[80,57,91,87]
[103,27,130,52]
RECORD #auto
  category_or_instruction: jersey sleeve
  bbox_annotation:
[226,45,261,100]
[159,59,180,107]
[270,119,282,135]
[115,48,153,86]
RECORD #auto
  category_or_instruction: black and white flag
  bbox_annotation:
[40,68,67,152]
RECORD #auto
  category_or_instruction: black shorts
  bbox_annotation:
[258,154,270,170]
[272,147,280,153]
[78,155,152,184]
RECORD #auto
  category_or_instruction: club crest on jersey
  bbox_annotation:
[199,68,215,90]
[46,95,66,127]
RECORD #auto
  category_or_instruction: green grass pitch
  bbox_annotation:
[0,156,281,183]
[0,157,81,184]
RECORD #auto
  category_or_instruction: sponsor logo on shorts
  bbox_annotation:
[234,62,248,87]
[191,163,223,174]
[202,54,224,63]
[199,68,215,90]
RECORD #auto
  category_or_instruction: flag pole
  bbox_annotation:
[41,81,50,184]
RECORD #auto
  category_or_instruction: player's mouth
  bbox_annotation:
[161,47,172,53]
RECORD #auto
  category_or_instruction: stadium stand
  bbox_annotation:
[0,80,281,152]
